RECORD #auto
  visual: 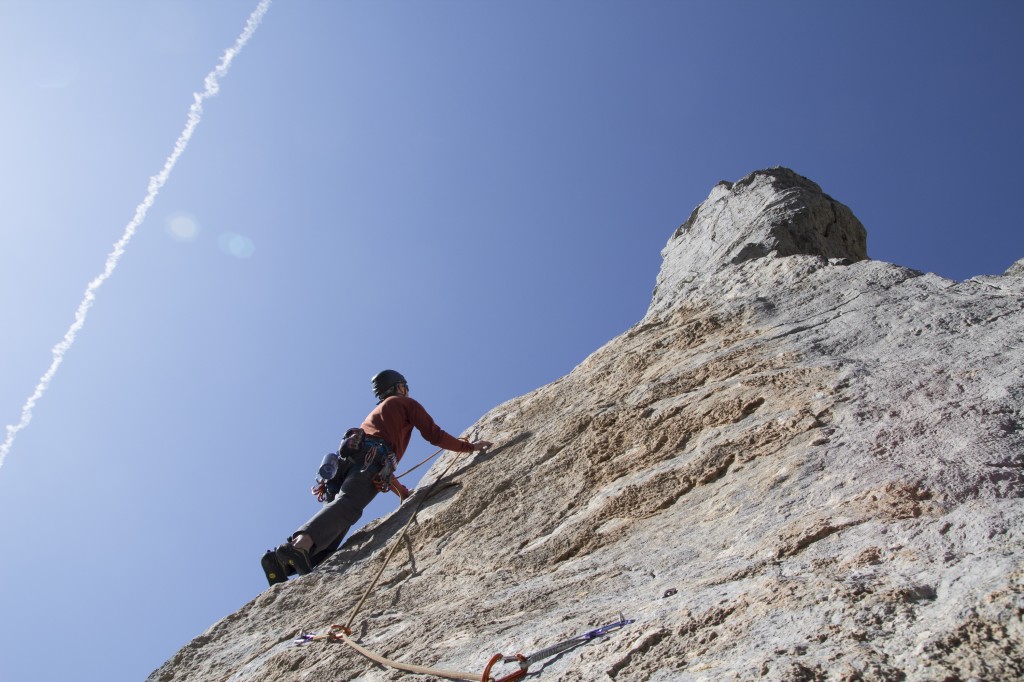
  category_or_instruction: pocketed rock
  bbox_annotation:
[149,168,1024,682]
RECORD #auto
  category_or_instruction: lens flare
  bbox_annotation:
[166,213,200,241]
[218,232,255,259]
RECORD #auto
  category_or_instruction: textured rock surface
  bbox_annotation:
[1006,257,1024,277]
[649,168,868,315]
[149,169,1024,682]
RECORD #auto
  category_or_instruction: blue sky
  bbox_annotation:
[0,1,1021,680]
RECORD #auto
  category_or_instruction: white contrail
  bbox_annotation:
[0,0,272,470]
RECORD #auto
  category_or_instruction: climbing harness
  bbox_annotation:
[311,442,446,503]
[369,442,400,493]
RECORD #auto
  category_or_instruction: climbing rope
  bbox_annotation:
[396,445,445,479]
[340,442,472,631]
[296,441,484,680]
[297,625,485,681]
[295,617,635,682]
[294,440,634,681]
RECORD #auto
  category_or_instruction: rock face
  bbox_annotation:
[149,168,1024,682]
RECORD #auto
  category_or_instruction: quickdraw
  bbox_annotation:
[481,616,635,681]
[293,623,351,645]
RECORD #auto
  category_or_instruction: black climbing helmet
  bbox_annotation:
[372,370,407,401]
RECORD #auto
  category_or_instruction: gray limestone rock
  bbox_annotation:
[148,169,1023,682]
[1006,257,1024,277]
[649,167,868,316]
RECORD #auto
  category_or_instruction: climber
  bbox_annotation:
[261,370,492,585]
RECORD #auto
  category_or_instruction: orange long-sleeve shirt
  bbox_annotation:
[360,395,472,461]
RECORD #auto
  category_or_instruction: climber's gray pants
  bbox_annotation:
[293,452,382,555]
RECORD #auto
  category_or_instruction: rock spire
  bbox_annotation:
[650,167,868,315]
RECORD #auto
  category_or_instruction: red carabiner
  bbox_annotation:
[481,653,528,682]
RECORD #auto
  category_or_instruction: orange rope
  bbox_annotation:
[337,631,486,682]
[395,446,445,479]
[300,440,504,680]
[340,442,475,630]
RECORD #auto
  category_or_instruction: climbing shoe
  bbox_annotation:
[276,541,313,576]
[261,549,288,586]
